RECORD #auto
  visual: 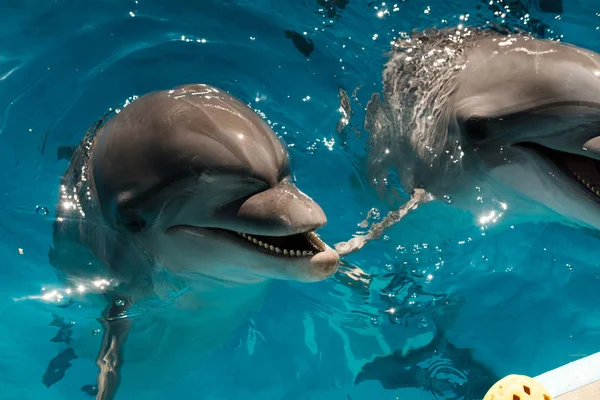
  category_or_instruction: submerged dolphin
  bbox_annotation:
[47,84,339,399]
[355,327,499,399]
[366,27,600,230]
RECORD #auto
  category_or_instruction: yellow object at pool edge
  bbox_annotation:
[484,374,554,400]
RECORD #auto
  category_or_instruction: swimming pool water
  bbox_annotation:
[0,0,599,399]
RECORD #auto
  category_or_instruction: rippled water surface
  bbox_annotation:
[1,0,600,399]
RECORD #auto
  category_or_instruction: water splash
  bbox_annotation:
[335,188,434,255]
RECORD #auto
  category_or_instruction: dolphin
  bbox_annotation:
[355,327,499,399]
[46,83,339,399]
[365,27,600,231]
[354,283,499,399]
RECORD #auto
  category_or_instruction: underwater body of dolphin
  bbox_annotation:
[46,84,339,399]
[366,27,600,230]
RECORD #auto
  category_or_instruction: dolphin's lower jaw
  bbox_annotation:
[234,228,340,281]
[516,142,600,200]
[166,225,340,282]
[236,230,325,257]
[168,226,328,257]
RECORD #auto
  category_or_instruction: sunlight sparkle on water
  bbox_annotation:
[478,210,503,225]
[323,137,335,151]
[93,279,110,288]
[42,290,62,302]
[13,276,117,304]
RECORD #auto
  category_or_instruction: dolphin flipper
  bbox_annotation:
[355,325,499,399]
[42,347,78,388]
[42,314,76,387]
[94,298,132,400]
[81,384,99,397]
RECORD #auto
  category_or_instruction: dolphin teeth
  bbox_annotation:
[296,251,302,257]
[290,250,296,256]
[275,247,281,253]
[242,233,247,238]
[258,241,264,246]
[305,231,326,252]
[302,251,308,256]
[270,245,275,251]
[283,249,289,256]
[571,171,600,198]
[253,238,258,244]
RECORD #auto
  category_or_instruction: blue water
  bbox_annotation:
[1,0,600,399]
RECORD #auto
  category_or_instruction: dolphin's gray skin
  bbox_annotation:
[366,27,600,230]
[47,84,339,399]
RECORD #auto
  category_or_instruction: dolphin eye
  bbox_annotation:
[116,208,146,232]
[464,118,489,141]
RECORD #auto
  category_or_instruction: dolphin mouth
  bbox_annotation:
[517,142,600,199]
[232,230,327,257]
[169,225,328,258]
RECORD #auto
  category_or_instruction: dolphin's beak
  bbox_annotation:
[237,182,328,236]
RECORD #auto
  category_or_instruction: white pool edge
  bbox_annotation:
[534,351,600,397]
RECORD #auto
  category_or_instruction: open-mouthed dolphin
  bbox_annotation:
[46,83,339,399]
[366,27,600,230]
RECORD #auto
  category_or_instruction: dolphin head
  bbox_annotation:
[453,34,600,229]
[90,84,339,284]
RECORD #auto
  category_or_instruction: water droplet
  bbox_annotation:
[36,205,49,216]
[370,316,380,326]
[417,317,428,328]
[594,273,600,280]
[443,195,453,204]
[385,263,393,271]
[566,263,574,271]
[115,299,125,306]
[92,329,100,335]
